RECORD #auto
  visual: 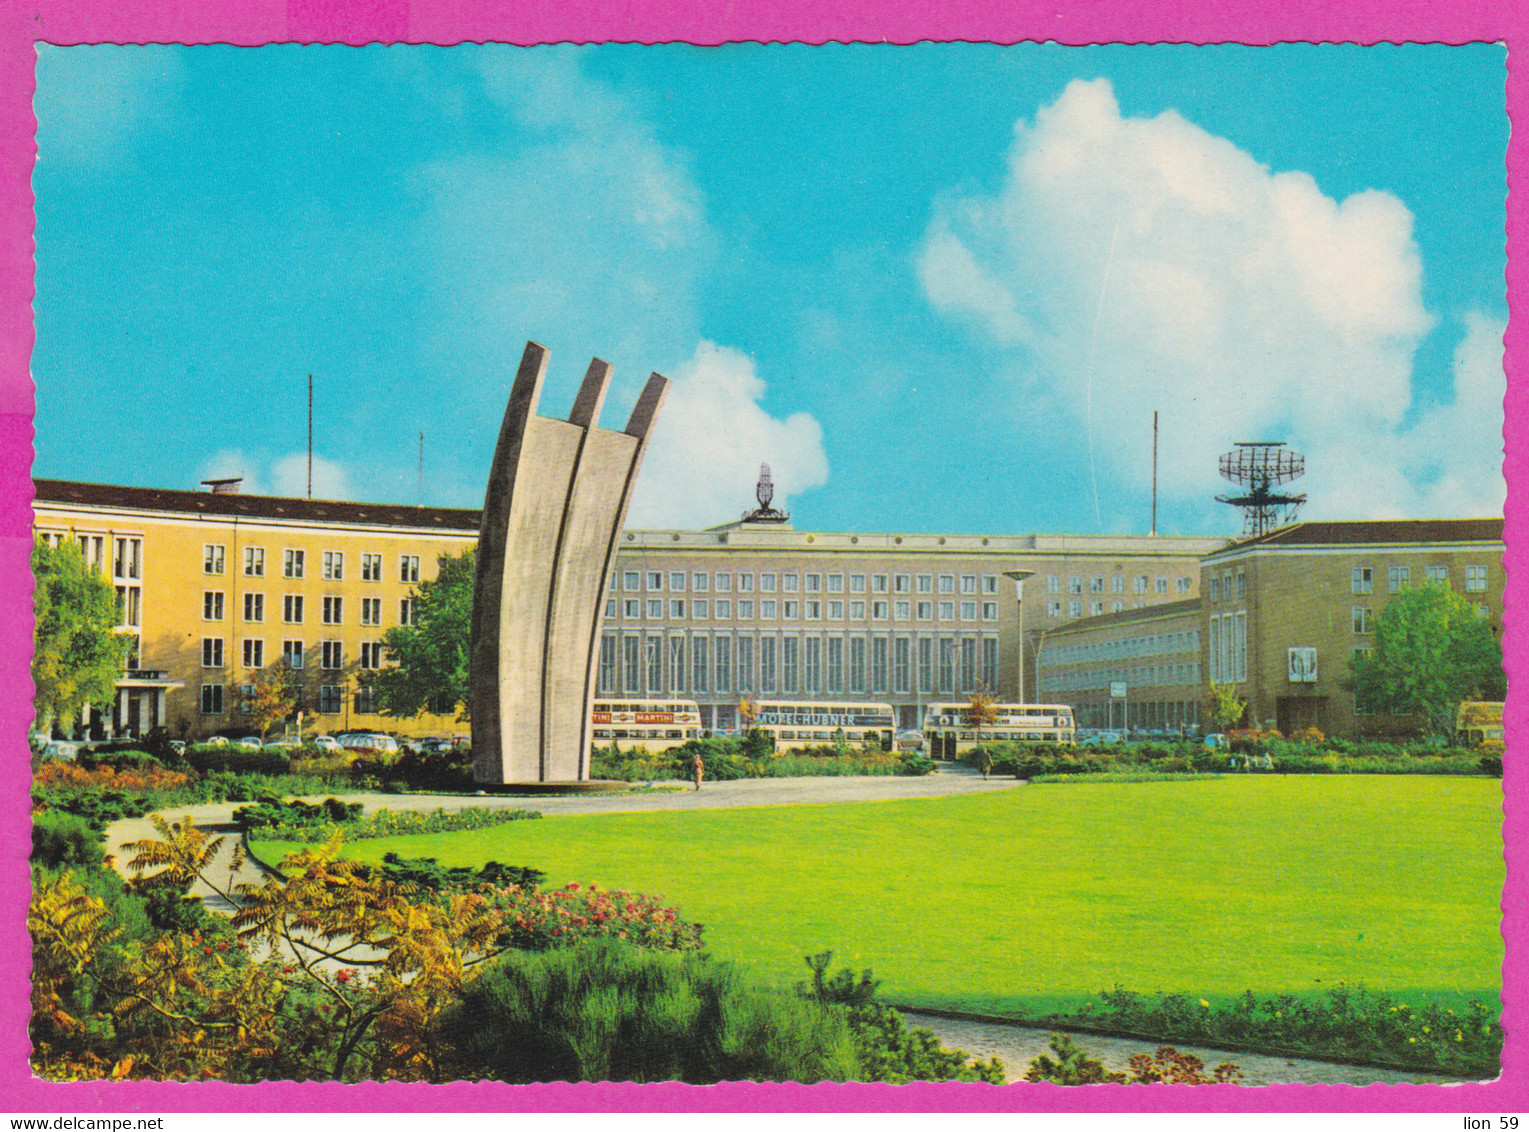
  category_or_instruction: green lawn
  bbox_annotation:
[251,776,1503,1019]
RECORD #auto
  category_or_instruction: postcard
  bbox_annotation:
[4,4,1526,1125]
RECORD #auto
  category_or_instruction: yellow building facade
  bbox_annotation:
[34,480,478,740]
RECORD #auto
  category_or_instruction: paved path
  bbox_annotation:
[900,1011,1473,1087]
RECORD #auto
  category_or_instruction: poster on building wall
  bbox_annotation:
[1287,647,1318,683]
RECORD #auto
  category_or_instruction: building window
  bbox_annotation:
[739,600,754,619]
[895,600,910,621]
[692,636,708,693]
[1112,575,1125,594]
[1177,576,1192,594]
[322,596,343,625]
[737,574,754,593]
[761,600,777,619]
[360,597,381,626]
[623,571,640,591]
[1209,577,1221,602]
[1089,577,1103,594]
[202,638,224,668]
[598,634,618,693]
[826,637,842,693]
[243,639,264,669]
[670,571,686,591]
[805,600,820,620]
[321,551,344,581]
[203,591,225,621]
[872,601,888,620]
[1158,577,1170,595]
[647,598,662,619]
[282,640,304,669]
[1047,575,1060,594]
[624,599,640,618]
[400,556,421,584]
[916,601,932,620]
[670,599,685,619]
[1352,606,1373,634]
[961,601,977,620]
[893,637,910,693]
[319,685,343,714]
[781,637,798,692]
[1351,566,1373,594]
[355,685,376,714]
[916,638,932,692]
[1383,565,1408,592]
[399,597,417,626]
[716,599,731,619]
[694,600,709,619]
[1089,601,1103,616]
[321,640,344,669]
[762,574,779,594]
[1426,565,1449,585]
[244,546,265,577]
[784,574,800,593]
[849,575,866,594]
[361,553,382,581]
[203,544,225,575]
[893,574,910,594]
[715,573,732,592]
[755,636,771,692]
[938,639,955,692]
[1068,600,1082,618]
[848,637,866,692]
[825,574,843,594]
[694,571,709,592]
[1466,565,1488,592]
[982,602,998,621]
[870,636,887,691]
[1112,600,1124,613]
[1133,575,1148,595]
[847,601,863,620]
[1047,600,1061,618]
[982,638,998,690]
[715,636,731,693]
[200,684,224,714]
[784,600,799,619]
[916,574,932,594]
[284,549,305,579]
[242,593,264,622]
[360,642,384,670]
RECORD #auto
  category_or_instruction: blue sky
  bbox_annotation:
[32,44,1507,535]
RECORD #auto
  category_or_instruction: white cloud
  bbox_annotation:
[627,342,830,528]
[196,449,351,500]
[919,79,1499,521]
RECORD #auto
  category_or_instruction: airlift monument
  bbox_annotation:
[470,342,669,786]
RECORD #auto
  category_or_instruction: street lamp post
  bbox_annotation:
[1002,571,1035,703]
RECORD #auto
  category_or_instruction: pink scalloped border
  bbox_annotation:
[0,0,1522,1115]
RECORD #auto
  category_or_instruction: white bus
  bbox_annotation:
[922,702,1077,759]
[745,700,897,751]
[590,699,702,751]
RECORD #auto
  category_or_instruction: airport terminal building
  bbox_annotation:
[32,478,1223,739]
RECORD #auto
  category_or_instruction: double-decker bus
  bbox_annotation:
[745,700,897,751]
[921,702,1076,759]
[590,699,702,751]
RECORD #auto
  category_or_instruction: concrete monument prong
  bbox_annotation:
[470,341,669,786]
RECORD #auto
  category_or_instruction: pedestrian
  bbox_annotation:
[692,751,704,791]
[979,748,993,780]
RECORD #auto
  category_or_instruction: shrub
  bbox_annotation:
[184,746,292,776]
[1024,1034,1241,1085]
[1024,1032,1125,1084]
[30,810,104,870]
[370,853,545,892]
[247,804,542,845]
[477,881,704,953]
[233,796,364,832]
[442,940,859,1084]
[798,953,1004,1084]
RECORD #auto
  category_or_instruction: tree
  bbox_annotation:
[240,665,299,741]
[374,549,474,719]
[963,684,1000,746]
[32,538,132,736]
[1206,682,1246,732]
[1347,582,1506,737]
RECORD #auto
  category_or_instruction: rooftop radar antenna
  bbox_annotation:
[742,463,790,523]
[1216,441,1307,537]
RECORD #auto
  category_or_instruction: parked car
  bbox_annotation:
[263,736,303,750]
[311,734,341,753]
[168,739,187,755]
[202,735,230,747]
[39,739,82,761]
[233,735,264,750]
[338,732,399,753]
[1079,730,1124,747]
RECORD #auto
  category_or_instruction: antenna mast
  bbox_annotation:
[418,429,424,506]
[307,374,313,500]
[1151,410,1158,536]
[1216,441,1307,536]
